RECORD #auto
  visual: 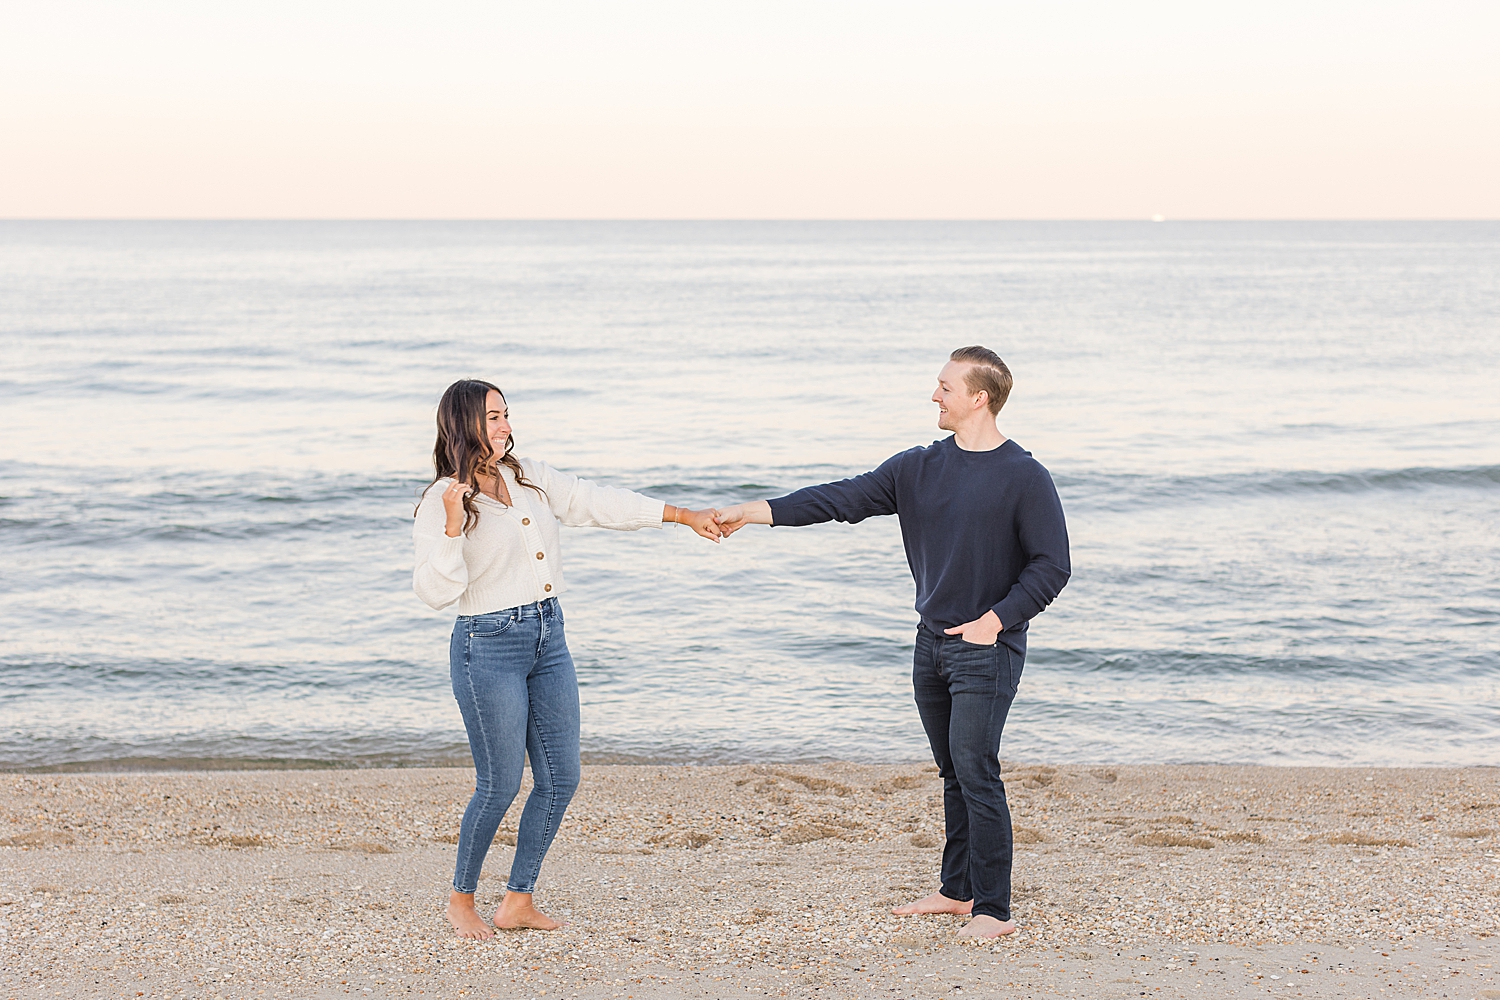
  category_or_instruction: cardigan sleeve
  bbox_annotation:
[524,459,665,530]
[412,482,470,610]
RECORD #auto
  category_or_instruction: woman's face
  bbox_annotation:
[484,389,512,459]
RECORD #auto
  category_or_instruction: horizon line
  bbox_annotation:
[3,217,1498,224]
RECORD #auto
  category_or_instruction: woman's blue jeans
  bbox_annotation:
[449,598,580,896]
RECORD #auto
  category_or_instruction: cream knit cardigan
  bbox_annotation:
[413,456,665,615]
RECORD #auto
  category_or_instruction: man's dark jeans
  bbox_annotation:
[913,622,1023,923]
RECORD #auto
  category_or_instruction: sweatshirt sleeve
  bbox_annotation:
[990,466,1071,629]
[765,450,904,526]
[412,483,470,610]
[527,459,665,530]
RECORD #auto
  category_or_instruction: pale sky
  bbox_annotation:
[2,1,1496,219]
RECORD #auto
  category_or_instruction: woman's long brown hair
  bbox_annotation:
[422,379,545,534]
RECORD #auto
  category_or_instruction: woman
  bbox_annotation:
[413,379,721,939]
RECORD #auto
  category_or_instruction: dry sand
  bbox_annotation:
[3,763,1498,999]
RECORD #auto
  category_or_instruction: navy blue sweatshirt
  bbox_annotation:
[767,436,1071,654]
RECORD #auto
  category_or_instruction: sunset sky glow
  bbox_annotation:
[2,0,1497,219]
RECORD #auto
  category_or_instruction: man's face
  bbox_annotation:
[932,360,983,431]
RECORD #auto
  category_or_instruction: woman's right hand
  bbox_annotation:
[678,507,723,542]
[442,480,472,537]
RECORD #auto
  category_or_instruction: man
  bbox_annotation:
[714,346,1070,938]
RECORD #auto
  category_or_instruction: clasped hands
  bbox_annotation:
[673,500,769,544]
[672,506,723,541]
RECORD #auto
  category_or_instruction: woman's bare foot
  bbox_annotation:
[956,914,1017,938]
[493,890,564,930]
[891,891,973,916]
[447,890,495,940]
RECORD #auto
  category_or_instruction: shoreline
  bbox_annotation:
[13,757,1500,775]
[4,762,1497,998]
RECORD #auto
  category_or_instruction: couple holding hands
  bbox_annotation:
[412,346,1071,942]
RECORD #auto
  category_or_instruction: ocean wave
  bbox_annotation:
[0,465,424,548]
[8,644,1493,700]
[525,461,1500,509]
[1028,646,1500,680]
[1,733,472,773]
[2,460,1494,555]
[5,458,1492,506]
[1053,464,1500,509]
[0,656,447,695]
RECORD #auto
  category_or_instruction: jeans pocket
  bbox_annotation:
[1002,646,1021,696]
[468,613,518,638]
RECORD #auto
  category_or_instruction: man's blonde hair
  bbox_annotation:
[949,346,1013,415]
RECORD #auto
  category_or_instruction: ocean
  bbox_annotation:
[2,220,1497,770]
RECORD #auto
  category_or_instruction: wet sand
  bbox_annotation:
[3,763,1498,998]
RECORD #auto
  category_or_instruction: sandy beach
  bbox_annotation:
[3,763,1497,999]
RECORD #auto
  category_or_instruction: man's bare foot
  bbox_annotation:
[493,890,564,930]
[956,914,1017,938]
[447,890,494,940]
[891,891,973,916]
